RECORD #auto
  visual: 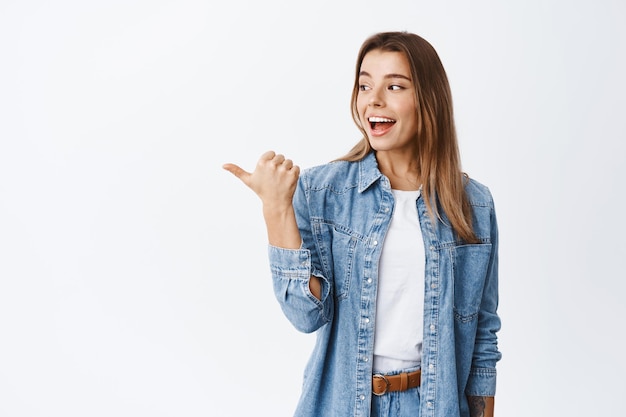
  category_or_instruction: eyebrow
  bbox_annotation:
[359,71,412,81]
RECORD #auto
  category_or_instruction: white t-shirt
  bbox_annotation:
[373,189,425,373]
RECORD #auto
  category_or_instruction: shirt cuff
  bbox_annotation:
[268,244,311,279]
[465,367,497,397]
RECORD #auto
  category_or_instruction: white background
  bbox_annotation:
[1,0,625,416]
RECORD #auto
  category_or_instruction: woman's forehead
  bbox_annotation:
[359,50,411,78]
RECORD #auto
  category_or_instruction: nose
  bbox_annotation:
[368,87,384,107]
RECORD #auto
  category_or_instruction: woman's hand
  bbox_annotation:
[223,150,300,210]
[223,151,302,249]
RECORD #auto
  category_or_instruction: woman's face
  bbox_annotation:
[356,49,419,156]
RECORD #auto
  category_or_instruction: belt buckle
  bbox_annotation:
[372,374,390,396]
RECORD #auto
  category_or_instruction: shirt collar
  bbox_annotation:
[358,152,383,193]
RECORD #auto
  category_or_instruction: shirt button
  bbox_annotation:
[429,364,434,370]
[431,283,437,289]
[373,240,378,246]
[367,278,372,284]
[363,357,369,362]
[430,324,435,331]
[384,207,389,212]
[429,245,435,250]
[360,395,365,400]
[364,318,370,323]
[427,401,433,407]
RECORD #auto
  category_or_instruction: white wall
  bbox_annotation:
[1,0,624,415]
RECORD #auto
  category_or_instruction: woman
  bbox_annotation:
[223,31,501,417]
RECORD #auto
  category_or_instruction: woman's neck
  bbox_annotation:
[375,152,421,191]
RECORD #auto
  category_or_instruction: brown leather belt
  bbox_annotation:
[372,370,421,396]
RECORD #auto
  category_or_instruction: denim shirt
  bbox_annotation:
[268,152,501,417]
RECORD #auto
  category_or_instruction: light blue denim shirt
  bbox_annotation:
[268,152,501,417]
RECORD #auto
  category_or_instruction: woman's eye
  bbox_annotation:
[359,84,370,91]
[389,85,403,91]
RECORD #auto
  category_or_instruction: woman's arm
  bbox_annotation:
[468,396,494,417]
[223,151,321,299]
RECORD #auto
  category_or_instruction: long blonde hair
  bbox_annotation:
[340,31,478,243]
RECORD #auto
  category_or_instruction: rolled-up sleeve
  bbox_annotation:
[268,245,332,333]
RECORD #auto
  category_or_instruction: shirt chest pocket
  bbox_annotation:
[451,244,492,323]
[314,223,358,300]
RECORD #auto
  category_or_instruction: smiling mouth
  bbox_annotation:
[368,116,396,132]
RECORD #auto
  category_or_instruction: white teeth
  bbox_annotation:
[368,116,395,123]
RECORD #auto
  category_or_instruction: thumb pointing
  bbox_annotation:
[222,163,251,184]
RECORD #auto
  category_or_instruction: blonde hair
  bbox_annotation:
[339,31,478,243]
